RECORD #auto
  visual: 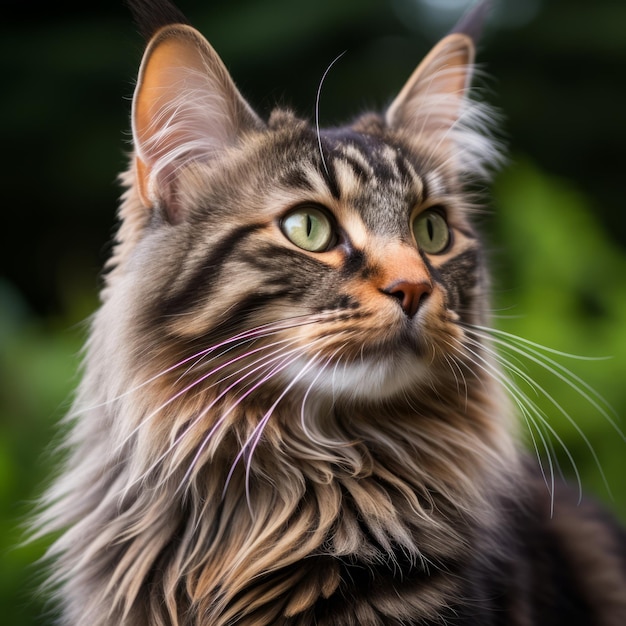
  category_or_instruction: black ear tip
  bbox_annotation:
[450,0,493,43]
[125,0,190,41]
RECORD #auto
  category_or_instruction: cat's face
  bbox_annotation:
[108,23,498,405]
[42,16,515,620]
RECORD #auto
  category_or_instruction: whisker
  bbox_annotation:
[315,51,347,177]
[221,344,326,502]
[150,338,312,486]
[451,340,560,511]
[113,312,342,458]
[469,324,612,361]
[523,408,557,509]
[465,326,625,444]
[300,346,346,444]
[461,335,592,506]
[442,352,469,409]
[115,336,302,457]
[242,352,323,514]
[174,352,326,538]
[124,312,336,496]
[75,315,320,415]
[469,325,624,441]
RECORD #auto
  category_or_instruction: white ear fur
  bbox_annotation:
[132,24,262,221]
[386,33,500,180]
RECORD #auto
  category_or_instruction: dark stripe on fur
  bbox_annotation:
[314,293,360,313]
[393,151,421,193]
[432,247,480,312]
[241,243,332,277]
[340,154,370,184]
[219,289,294,330]
[341,248,366,277]
[280,167,316,193]
[321,154,341,200]
[326,129,401,188]
[161,223,264,317]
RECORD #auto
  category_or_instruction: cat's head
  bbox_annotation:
[104,4,501,407]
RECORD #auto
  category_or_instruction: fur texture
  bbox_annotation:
[35,2,626,625]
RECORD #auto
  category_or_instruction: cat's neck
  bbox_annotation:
[142,383,520,620]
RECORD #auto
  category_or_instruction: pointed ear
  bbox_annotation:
[132,24,262,222]
[385,30,500,180]
[385,33,474,145]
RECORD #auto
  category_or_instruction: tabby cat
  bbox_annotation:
[36,0,626,624]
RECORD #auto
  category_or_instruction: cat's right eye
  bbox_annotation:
[280,206,335,252]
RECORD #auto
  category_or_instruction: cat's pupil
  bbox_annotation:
[427,218,434,241]
[280,207,333,252]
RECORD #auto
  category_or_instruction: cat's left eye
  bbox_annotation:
[411,209,451,254]
[281,206,335,252]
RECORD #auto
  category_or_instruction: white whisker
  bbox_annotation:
[158,337,318,480]
[121,313,339,497]
[221,342,328,502]
[242,352,323,514]
[451,339,560,512]
[300,346,345,444]
[469,324,612,361]
[447,352,469,410]
[460,332,613,507]
[467,325,623,442]
[74,316,320,416]
[464,328,625,474]
[115,336,301,457]
[315,51,346,176]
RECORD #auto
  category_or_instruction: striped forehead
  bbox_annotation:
[314,129,426,234]
[323,130,423,189]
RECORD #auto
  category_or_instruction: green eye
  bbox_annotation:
[412,209,451,254]
[281,206,334,252]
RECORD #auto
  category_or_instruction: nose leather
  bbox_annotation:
[382,279,432,318]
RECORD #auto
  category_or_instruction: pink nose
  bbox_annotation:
[382,280,432,318]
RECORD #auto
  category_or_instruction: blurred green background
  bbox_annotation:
[2,0,626,622]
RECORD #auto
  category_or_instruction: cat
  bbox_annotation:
[34,0,626,624]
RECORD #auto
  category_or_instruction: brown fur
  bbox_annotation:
[34,2,626,625]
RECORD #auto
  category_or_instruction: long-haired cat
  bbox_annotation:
[35,0,626,624]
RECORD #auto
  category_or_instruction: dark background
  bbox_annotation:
[2,0,626,622]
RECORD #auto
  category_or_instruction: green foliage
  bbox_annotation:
[2,1,626,623]
[492,161,626,519]
[0,283,84,623]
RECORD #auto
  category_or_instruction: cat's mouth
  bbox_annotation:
[270,284,456,399]
[279,315,440,401]
[282,346,430,401]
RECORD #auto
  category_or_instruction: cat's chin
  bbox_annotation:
[284,350,429,401]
